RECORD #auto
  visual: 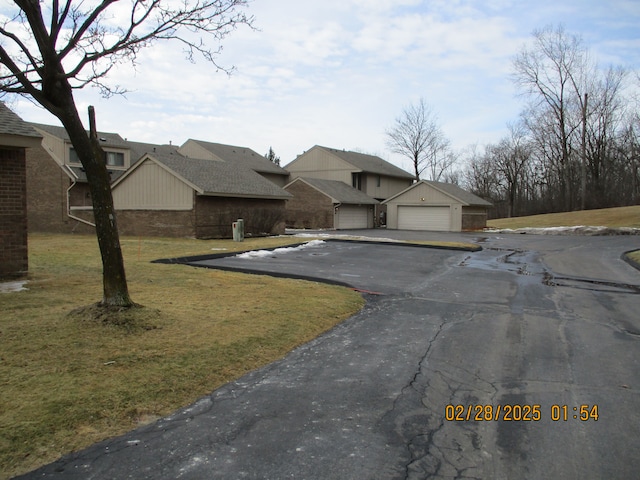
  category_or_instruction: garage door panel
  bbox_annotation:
[337,205,369,229]
[397,206,450,231]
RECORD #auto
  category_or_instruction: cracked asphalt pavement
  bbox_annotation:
[16,231,640,479]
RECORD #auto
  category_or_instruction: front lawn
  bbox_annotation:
[487,205,640,229]
[0,234,364,479]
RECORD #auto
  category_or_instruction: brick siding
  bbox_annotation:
[114,198,286,239]
[195,196,286,239]
[116,210,196,238]
[24,146,287,239]
[25,144,94,234]
[461,206,488,231]
[283,181,334,229]
[0,147,28,279]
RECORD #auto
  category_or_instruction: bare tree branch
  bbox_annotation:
[0,0,254,307]
[386,98,452,181]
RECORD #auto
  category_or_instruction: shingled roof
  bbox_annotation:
[0,103,41,146]
[114,151,292,200]
[30,122,128,148]
[385,180,492,207]
[185,139,289,176]
[125,140,179,163]
[288,177,378,205]
[315,145,414,179]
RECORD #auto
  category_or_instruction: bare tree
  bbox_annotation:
[512,25,589,211]
[583,65,627,208]
[0,0,253,308]
[462,144,500,203]
[490,123,532,217]
[386,98,452,181]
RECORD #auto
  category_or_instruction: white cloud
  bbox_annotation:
[7,0,639,170]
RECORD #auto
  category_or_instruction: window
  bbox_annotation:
[352,172,362,190]
[69,148,125,168]
[69,148,80,164]
[105,151,125,167]
[377,175,381,187]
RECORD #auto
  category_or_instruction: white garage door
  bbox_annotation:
[397,205,451,231]
[336,205,369,229]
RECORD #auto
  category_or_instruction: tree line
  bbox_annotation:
[388,25,639,219]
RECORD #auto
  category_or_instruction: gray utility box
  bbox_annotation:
[232,218,244,242]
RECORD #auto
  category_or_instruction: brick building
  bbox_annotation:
[284,177,378,229]
[24,124,292,238]
[0,103,42,279]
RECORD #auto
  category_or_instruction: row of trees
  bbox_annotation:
[388,25,639,219]
[466,25,639,218]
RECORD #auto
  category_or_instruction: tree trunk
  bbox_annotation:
[57,101,133,307]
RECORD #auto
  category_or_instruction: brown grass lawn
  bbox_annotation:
[0,234,365,479]
[486,205,640,229]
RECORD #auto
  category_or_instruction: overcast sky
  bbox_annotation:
[10,0,640,173]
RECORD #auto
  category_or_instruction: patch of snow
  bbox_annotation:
[484,226,640,236]
[291,232,404,243]
[236,240,326,259]
[0,280,28,293]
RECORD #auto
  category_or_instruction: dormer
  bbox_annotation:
[68,144,130,170]
[30,123,131,171]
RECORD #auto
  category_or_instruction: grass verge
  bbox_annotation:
[486,205,640,229]
[626,250,640,266]
[0,234,364,479]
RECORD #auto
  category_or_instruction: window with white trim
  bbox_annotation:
[105,151,124,167]
[68,148,125,167]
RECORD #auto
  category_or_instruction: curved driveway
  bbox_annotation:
[17,230,640,479]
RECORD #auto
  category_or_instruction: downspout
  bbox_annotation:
[65,165,96,227]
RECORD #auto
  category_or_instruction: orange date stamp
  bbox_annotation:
[444,404,599,422]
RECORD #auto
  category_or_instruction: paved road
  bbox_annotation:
[17,231,640,479]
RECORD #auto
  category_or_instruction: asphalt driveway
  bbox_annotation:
[16,230,640,479]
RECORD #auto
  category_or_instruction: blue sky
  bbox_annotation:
[9,0,640,173]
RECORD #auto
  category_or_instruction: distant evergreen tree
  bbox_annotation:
[265,147,281,166]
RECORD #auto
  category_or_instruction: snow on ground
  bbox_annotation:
[288,226,640,239]
[289,231,404,243]
[484,226,640,235]
[0,280,28,293]
[235,240,326,259]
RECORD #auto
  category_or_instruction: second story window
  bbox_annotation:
[352,172,362,190]
[105,151,124,167]
[69,147,80,164]
[69,147,125,167]
[69,148,124,167]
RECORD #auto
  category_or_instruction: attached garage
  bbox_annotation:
[336,205,370,229]
[384,180,492,232]
[284,177,378,230]
[397,205,451,231]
